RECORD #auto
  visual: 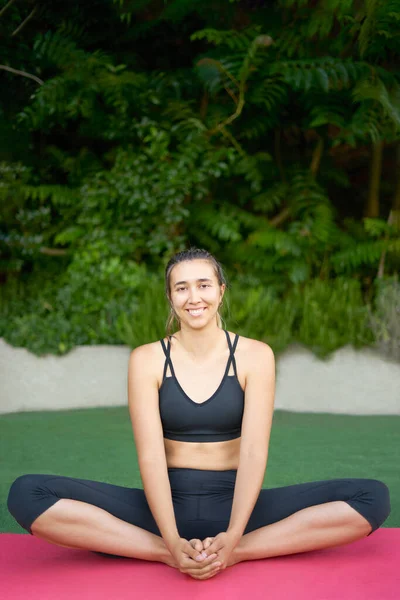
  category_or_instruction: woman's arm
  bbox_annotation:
[227,341,275,541]
[128,345,180,551]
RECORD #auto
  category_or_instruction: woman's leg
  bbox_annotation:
[7,474,172,563]
[231,478,391,564]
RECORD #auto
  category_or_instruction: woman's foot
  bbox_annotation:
[157,538,179,568]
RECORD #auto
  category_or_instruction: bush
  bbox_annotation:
[367,276,400,362]
[0,266,395,360]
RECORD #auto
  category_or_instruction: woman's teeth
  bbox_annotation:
[188,308,206,316]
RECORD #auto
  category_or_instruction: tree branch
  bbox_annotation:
[377,143,400,278]
[39,247,68,256]
[310,136,324,177]
[269,207,290,227]
[11,3,38,37]
[365,140,383,218]
[274,128,286,183]
[377,210,394,279]
[0,64,43,85]
[219,126,245,156]
[199,90,209,120]
[0,0,18,19]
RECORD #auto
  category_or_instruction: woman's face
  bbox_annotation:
[169,260,225,328]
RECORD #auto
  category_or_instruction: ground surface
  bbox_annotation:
[1,407,398,532]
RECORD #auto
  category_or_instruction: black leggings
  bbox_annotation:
[7,469,391,542]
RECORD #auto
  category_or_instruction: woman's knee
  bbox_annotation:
[7,475,40,513]
[7,474,58,533]
[348,478,391,534]
[368,478,391,521]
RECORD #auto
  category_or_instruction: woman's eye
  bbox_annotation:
[177,285,210,291]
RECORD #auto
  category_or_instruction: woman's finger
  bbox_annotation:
[193,566,221,580]
[203,537,214,550]
[202,538,224,557]
[184,558,222,579]
[180,552,220,574]
[183,539,207,562]
[189,538,204,553]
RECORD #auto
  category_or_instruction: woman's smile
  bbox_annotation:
[186,307,207,317]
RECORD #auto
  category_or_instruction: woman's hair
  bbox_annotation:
[165,247,228,335]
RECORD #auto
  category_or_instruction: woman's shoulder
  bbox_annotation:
[128,340,166,386]
[231,332,274,375]
[130,338,164,360]
[232,331,273,354]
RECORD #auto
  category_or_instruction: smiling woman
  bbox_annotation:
[166,254,226,331]
[7,247,391,582]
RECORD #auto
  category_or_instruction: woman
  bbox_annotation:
[7,248,391,581]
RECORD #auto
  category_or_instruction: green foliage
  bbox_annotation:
[0,255,148,355]
[0,271,379,358]
[227,282,298,353]
[367,276,400,361]
[295,278,373,356]
[332,218,400,274]
[1,0,400,359]
[358,0,400,59]
[269,58,367,93]
[191,27,262,51]
[115,276,170,349]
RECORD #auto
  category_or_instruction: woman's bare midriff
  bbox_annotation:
[164,437,241,471]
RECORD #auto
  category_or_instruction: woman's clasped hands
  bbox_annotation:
[169,532,239,580]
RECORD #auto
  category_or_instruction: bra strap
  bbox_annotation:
[160,337,175,381]
[224,330,239,378]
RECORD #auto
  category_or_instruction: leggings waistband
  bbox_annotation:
[167,467,237,492]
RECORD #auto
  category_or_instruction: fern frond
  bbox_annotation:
[33,31,110,71]
[287,171,337,244]
[189,203,262,243]
[358,0,400,57]
[236,116,272,140]
[54,227,85,245]
[269,58,368,92]
[332,240,388,271]
[195,55,242,96]
[352,77,400,132]
[191,26,261,51]
[248,227,302,257]
[247,76,288,112]
[233,152,273,193]
[33,31,86,68]
[162,101,207,138]
[304,90,352,129]
[347,105,382,144]
[253,183,289,213]
[225,241,286,279]
[19,185,78,206]
[363,217,398,237]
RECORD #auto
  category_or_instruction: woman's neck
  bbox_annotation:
[173,326,226,362]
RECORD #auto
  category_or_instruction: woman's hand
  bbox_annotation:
[198,531,239,572]
[168,537,222,580]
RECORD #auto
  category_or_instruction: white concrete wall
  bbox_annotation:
[0,338,399,415]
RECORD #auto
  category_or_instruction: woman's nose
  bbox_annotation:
[188,288,201,302]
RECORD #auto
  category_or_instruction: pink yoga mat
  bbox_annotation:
[1,530,399,600]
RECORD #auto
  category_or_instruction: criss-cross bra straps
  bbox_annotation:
[160,336,174,381]
[160,329,239,382]
[224,329,239,378]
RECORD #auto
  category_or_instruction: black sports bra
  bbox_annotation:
[158,329,244,442]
